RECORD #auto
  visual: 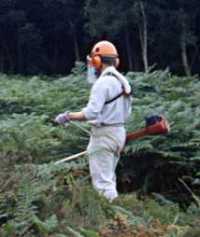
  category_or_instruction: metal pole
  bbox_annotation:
[55,150,87,165]
[66,121,91,136]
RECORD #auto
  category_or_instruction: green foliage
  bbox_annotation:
[0,70,200,236]
[0,73,90,162]
[32,214,58,235]
[119,70,200,200]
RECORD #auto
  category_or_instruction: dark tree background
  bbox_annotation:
[0,0,200,75]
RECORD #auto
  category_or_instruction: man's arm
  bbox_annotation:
[55,79,107,124]
[82,79,107,120]
[68,111,86,121]
[68,80,107,122]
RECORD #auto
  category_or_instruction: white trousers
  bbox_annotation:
[87,126,126,201]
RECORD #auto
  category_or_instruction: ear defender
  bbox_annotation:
[91,55,102,69]
[91,56,120,69]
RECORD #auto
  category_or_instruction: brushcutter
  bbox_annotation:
[126,115,170,142]
[55,115,170,165]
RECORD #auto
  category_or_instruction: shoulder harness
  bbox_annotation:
[104,72,131,105]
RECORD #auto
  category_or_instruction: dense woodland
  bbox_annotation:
[0,0,200,75]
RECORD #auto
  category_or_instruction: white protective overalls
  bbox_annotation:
[82,66,132,201]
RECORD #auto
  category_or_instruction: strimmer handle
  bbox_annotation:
[126,128,148,142]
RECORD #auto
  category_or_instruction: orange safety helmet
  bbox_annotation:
[88,41,120,69]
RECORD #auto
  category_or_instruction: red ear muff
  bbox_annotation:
[91,55,102,69]
[91,55,119,69]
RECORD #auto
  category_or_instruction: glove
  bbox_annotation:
[55,112,70,125]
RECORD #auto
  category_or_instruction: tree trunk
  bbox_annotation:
[0,46,4,72]
[53,41,58,73]
[181,38,191,77]
[70,22,80,61]
[180,18,191,76]
[53,26,58,73]
[17,29,23,73]
[190,45,199,71]
[125,29,133,71]
[3,41,14,73]
[138,1,148,73]
[73,31,80,61]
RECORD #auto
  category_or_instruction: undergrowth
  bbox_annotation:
[0,64,200,236]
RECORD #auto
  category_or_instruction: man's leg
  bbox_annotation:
[87,126,125,201]
[89,148,119,201]
[112,153,120,184]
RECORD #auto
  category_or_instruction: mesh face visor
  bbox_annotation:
[86,55,92,66]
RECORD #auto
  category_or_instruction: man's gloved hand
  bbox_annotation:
[55,112,70,125]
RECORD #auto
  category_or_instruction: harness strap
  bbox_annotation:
[104,72,130,105]
[105,92,124,104]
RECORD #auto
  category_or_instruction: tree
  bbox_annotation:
[84,0,135,71]
[0,0,200,75]
[131,1,149,72]
[157,0,198,75]
[42,0,84,72]
[85,0,153,72]
[176,7,197,76]
[0,1,27,73]
[18,23,44,74]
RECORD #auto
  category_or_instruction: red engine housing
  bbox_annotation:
[126,116,170,142]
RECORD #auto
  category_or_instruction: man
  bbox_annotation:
[55,41,132,201]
